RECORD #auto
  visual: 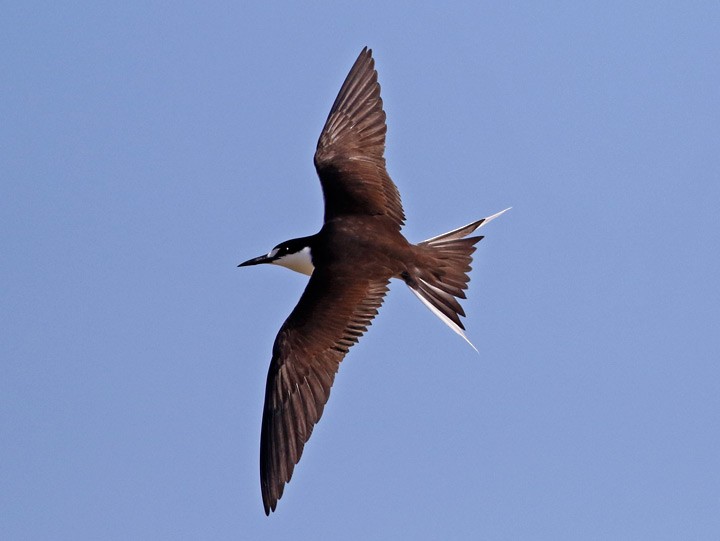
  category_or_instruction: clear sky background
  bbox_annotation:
[2,2,719,540]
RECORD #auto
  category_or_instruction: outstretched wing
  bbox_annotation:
[260,270,390,514]
[314,47,405,228]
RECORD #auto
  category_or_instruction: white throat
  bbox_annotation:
[272,246,314,276]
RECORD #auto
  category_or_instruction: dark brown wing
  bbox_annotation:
[260,270,390,514]
[314,47,405,228]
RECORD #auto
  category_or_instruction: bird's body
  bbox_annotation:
[317,215,408,273]
[239,48,508,515]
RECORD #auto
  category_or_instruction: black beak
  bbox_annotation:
[238,254,272,268]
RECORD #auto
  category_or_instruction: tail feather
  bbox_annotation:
[421,207,510,244]
[415,277,465,323]
[404,208,510,350]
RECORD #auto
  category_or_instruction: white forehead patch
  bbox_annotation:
[272,246,314,276]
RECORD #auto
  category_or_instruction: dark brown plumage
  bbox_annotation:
[315,48,405,227]
[240,47,507,515]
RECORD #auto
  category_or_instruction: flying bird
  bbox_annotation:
[239,47,508,515]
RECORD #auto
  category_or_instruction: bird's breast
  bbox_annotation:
[314,216,412,277]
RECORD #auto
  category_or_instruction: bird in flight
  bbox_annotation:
[239,47,508,515]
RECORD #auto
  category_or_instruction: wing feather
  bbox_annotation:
[260,272,389,514]
[314,48,405,227]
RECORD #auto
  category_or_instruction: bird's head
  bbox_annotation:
[238,236,315,276]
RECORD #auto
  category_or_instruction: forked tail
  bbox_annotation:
[404,208,510,351]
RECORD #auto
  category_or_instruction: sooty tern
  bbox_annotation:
[239,48,508,515]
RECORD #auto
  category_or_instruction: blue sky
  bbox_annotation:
[2,2,719,539]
